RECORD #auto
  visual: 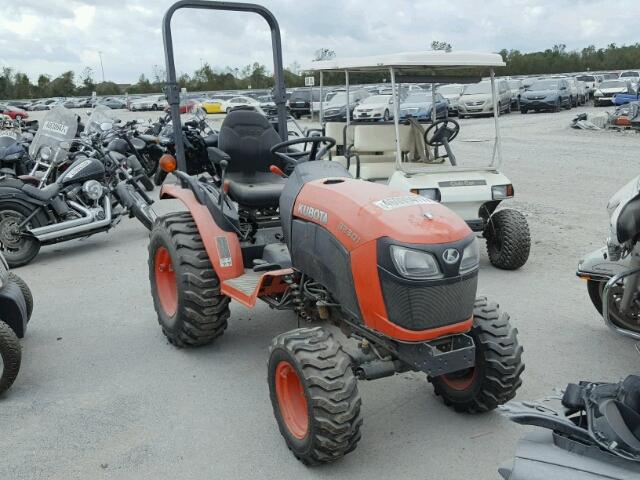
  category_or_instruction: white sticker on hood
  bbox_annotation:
[373,195,435,211]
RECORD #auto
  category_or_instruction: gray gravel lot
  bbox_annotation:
[1,104,639,480]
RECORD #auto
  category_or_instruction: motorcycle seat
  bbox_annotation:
[203,134,218,147]
[226,171,286,209]
[22,183,60,202]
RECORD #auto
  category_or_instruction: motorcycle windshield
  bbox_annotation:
[0,127,21,147]
[86,105,116,134]
[28,107,78,161]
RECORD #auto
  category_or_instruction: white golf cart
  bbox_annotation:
[305,51,530,270]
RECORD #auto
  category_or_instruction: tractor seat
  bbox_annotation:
[226,172,285,208]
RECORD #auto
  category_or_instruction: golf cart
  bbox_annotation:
[151,0,524,465]
[306,53,531,270]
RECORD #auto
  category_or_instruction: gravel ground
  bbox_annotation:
[1,104,638,480]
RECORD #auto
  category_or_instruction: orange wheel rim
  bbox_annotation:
[155,246,177,316]
[441,368,477,391]
[275,361,309,439]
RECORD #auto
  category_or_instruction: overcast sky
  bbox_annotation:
[0,0,636,84]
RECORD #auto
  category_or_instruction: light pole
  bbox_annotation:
[98,51,105,82]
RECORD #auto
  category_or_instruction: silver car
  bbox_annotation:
[458,79,512,118]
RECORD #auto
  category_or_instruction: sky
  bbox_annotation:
[0,0,636,84]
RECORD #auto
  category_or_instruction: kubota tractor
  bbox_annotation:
[150,0,525,465]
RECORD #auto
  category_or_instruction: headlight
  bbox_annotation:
[411,188,441,201]
[82,179,103,200]
[40,146,52,160]
[594,90,602,97]
[459,238,480,274]
[492,184,514,200]
[390,245,443,280]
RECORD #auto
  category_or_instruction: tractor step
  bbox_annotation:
[221,268,293,308]
[223,270,264,296]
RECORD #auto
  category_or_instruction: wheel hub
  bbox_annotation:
[155,246,178,316]
[0,213,26,250]
[275,360,309,440]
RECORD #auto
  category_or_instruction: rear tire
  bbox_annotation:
[148,212,230,347]
[0,320,21,395]
[0,204,41,268]
[485,209,531,270]
[268,327,362,465]
[431,297,524,413]
[8,272,32,320]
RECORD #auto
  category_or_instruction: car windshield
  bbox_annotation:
[620,72,638,77]
[529,80,559,90]
[577,75,595,82]
[462,82,492,95]
[438,85,463,95]
[328,93,350,105]
[508,81,521,89]
[360,95,390,105]
[403,94,432,104]
[601,80,627,88]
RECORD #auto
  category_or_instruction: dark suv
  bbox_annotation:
[287,89,321,118]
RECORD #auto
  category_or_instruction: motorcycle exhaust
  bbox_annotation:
[30,197,112,242]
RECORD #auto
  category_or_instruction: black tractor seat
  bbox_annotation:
[226,172,285,208]
[217,110,287,209]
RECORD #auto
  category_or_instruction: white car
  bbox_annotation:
[594,80,632,106]
[129,95,168,111]
[353,95,394,121]
[576,74,600,98]
[222,96,260,113]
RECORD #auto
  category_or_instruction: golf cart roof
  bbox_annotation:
[304,51,505,73]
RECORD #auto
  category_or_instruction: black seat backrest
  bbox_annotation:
[218,110,281,174]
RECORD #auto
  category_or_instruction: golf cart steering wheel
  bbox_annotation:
[270,136,336,165]
[424,119,460,146]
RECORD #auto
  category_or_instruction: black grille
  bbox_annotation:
[379,268,477,331]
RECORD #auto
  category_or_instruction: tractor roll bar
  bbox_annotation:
[162,0,288,172]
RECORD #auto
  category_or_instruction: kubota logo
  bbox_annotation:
[297,204,328,224]
[442,248,460,264]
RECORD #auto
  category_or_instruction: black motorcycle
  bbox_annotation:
[0,123,35,177]
[0,108,156,267]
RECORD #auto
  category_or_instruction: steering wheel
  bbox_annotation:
[424,119,460,146]
[269,136,336,165]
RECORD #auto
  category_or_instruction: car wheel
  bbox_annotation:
[152,104,158,111]
[554,99,561,112]
[520,108,527,114]
[383,109,390,121]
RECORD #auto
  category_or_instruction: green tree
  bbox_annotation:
[95,81,121,95]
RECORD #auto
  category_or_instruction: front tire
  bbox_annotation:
[0,320,21,395]
[431,297,524,413]
[268,327,362,465]
[148,212,230,347]
[8,272,33,320]
[485,209,531,270]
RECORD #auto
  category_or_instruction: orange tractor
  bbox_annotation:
[150,0,524,464]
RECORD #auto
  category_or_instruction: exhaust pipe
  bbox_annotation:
[30,197,112,242]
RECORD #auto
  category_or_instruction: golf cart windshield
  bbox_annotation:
[28,106,78,162]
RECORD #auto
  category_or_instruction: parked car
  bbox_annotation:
[507,79,525,109]
[6,100,29,109]
[576,74,600,97]
[163,98,199,114]
[398,92,448,121]
[436,84,464,116]
[95,97,126,109]
[222,96,260,114]
[457,79,511,118]
[322,89,370,122]
[550,76,580,106]
[257,95,277,116]
[612,89,640,105]
[0,104,28,120]
[28,99,56,111]
[619,70,640,82]
[287,89,321,119]
[201,99,224,114]
[520,78,572,113]
[353,94,394,121]
[594,80,632,106]
[129,95,168,111]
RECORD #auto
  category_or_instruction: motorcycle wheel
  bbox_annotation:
[0,205,40,268]
[588,279,640,334]
[0,320,21,395]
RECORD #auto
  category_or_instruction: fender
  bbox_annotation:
[160,183,244,281]
[0,181,49,228]
[577,247,632,281]
[0,279,28,338]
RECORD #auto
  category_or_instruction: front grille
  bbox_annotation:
[379,268,477,331]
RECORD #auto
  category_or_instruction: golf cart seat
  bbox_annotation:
[218,110,286,208]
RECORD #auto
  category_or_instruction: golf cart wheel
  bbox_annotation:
[0,319,21,395]
[485,209,531,270]
[0,204,41,268]
[148,212,230,347]
[431,297,524,413]
[268,327,363,465]
[8,272,33,320]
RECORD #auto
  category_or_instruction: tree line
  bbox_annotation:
[2,43,640,100]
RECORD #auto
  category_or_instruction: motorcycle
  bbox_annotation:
[0,117,35,177]
[499,375,640,479]
[0,107,156,267]
[577,175,640,339]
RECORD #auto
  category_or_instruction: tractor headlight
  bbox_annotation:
[492,184,514,200]
[40,146,52,160]
[82,180,103,200]
[459,238,480,274]
[411,188,441,202]
[390,246,443,280]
